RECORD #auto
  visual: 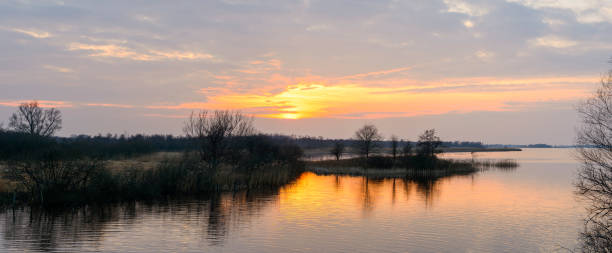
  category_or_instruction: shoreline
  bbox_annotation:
[306,166,477,178]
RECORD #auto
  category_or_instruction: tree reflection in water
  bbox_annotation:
[0,188,285,252]
[0,166,517,252]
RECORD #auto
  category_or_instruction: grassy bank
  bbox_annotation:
[306,156,517,177]
[0,152,304,207]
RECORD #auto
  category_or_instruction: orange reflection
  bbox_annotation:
[278,169,577,217]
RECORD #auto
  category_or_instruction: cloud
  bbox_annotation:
[145,102,209,110]
[249,59,282,69]
[67,43,214,61]
[339,67,412,80]
[142,113,188,118]
[305,24,331,32]
[508,0,612,24]
[475,50,494,60]
[3,27,51,38]
[530,35,577,48]
[188,75,594,119]
[463,20,475,28]
[134,14,157,24]
[84,103,135,108]
[0,100,72,108]
[542,18,565,26]
[43,65,74,73]
[367,38,413,48]
[443,0,489,17]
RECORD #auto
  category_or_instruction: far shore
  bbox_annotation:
[306,166,477,178]
[303,147,522,158]
[439,147,522,153]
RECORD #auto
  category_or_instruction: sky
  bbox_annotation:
[0,0,611,145]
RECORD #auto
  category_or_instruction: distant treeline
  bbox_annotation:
[283,135,484,149]
[0,131,192,160]
[485,143,558,148]
[0,131,305,161]
[0,131,489,161]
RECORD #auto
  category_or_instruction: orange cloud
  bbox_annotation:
[68,43,214,61]
[85,103,135,108]
[146,102,209,110]
[3,27,51,38]
[190,75,595,119]
[0,100,73,108]
[339,66,412,80]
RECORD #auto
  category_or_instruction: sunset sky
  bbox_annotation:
[1,0,611,144]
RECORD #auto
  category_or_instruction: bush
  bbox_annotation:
[366,156,394,169]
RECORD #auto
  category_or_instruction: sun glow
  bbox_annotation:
[277,113,300,119]
[196,76,594,119]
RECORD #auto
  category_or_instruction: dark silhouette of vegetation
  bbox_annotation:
[184,110,255,172]
[576,69,612,252]
[9,101,62,137]
[0,131,192,161]
[0,106,305,206]
[330,141,345,160]
[417,129,442,157]
[390,135,399,160]
[402,140,413,157]
[4,154,103,204]
[285,135,484,151]
[354,124,383,158]
[0,133,304,206]
[0,102,513,209]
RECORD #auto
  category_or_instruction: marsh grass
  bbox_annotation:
[0,153,304,207]
[471,159,519,169]
[306,156,518,177]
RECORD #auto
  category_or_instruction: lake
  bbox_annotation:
[0,148,586,252]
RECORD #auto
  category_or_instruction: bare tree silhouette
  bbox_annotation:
[576,69,612,252]
[354,124,382,158]
[184,110,255,171]
[330,141,345,161]
[417,129,441,157]
[8,101,62,137]
[390,135,399,160]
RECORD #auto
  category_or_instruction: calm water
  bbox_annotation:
[0,149,586,252]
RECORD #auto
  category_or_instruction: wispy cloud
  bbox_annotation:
[146,102,209,110]
[134,14,158,24]
[3,27,51,38]
[339,67,412,80]
[508,0,612,24]
[0,100,72,108]
[179,75,595,119]
[443,0,489,17]
[142,113,188,118]
[530,35,577,48]
[475,50,494,60]
[43,65,74,73]
[67,43,214,61]
[84,103,135,108]
[305,24,331,32]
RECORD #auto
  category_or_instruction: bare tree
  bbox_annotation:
[354,124,382,158]
[330,141,345,161]
[5,157,102,204]
[417,129,441,157]
[8,101,62,137]
[390,135,399,160]
[576,69,612,251]
[184,110,255,170]
[402,140,412,157]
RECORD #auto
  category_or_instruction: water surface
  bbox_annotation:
[1,148,585,252]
